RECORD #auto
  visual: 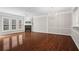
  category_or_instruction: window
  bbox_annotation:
[19,20,22,29]
[12,20,16,29]
[3,18,9,30]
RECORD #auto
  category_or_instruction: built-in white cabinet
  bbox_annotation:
[0,12,24,35]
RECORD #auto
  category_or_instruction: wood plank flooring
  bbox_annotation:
[0,32,78,51]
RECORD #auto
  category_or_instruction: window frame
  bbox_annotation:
[19,20,22,29]
[2,17,10,31]
[12,19,16,30]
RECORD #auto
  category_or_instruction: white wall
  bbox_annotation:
[71,28,79,49]
[32,15,48,33]
[32,12,72,36]
[48,12,72,35]
[24,17,32,25]
[71,8,79,49]
[0,16,2,32]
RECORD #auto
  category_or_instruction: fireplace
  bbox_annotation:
[25,25,31,32]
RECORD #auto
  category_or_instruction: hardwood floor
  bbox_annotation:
[0,32,78,51]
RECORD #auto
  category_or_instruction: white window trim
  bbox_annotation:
[2,16,10,32]
[11,19,16,30]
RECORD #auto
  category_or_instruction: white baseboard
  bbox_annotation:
[71,29,79,50]
[32,28,71,36]
[49,28,71,36]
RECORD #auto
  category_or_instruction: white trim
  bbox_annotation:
[48,10,72,16]
[71,29,79,50]
[48,28,71,36]
[0,12,25,35]
[2,16,10,32]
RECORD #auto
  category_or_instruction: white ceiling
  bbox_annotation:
[0,7,74,16]
[10,7,52,16]
[15,7,74,16]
